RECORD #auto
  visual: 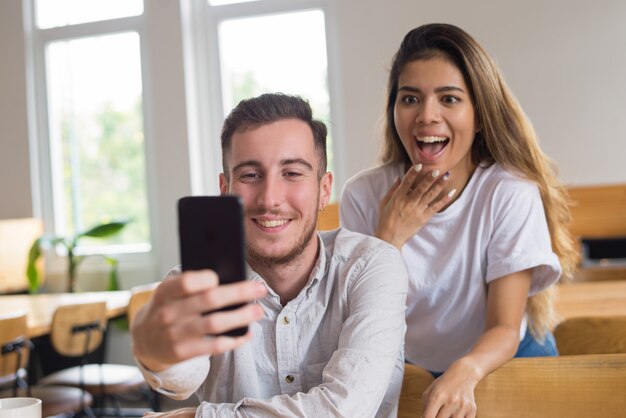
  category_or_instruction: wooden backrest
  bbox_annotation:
[554,316,626,355]
[0,218,44,293]
[398,363,434,418]
[399,355,626,418]
[317,203,340,231]
[50,302,107,357]
[128,285,157,325]
[567,184,626,239]
[0,312,30,383]
[474,354,626,417]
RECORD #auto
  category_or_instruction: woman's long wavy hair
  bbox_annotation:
[382,23,578,338]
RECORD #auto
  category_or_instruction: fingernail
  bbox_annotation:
[431,170,440,178]
[414,164,423,173]
[448,189,457,198]
[442,171,450,180]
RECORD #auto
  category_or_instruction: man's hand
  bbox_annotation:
[131,270,267,372]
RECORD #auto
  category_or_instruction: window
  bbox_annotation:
[29,0,150,253]
[185,0,337,196]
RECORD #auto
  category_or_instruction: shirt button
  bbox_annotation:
[282,316,290,325]
[285,375,294,383]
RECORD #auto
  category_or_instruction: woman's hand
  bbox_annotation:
[422,359,480,418]
[143,407,197,417]
[376,164,456,249]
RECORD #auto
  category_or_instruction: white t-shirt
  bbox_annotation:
[340,163,561,372]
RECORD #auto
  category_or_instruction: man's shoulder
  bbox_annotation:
[320,228,401,263]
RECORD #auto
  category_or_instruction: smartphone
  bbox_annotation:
[177,195,248,336]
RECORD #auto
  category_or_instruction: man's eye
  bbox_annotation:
[240,173,260,181]
[285,171,302,178]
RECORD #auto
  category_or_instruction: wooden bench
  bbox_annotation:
[399,354,626,418]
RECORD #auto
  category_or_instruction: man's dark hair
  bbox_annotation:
[221,93,328,178]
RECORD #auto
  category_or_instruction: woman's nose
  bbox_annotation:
[415,98,441,124]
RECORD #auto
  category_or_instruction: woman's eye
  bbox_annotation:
[400,95,418,105]
[442,95,460,104]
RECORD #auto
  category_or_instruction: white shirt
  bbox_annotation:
[139,228,408,418]
[340,163,561,372]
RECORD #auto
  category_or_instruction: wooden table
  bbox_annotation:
[555,281,626,321]
[0,290,131,338]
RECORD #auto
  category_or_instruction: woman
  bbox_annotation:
[340,23,578,418]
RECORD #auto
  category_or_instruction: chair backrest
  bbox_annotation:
[0,218,44,293]
[399,354,626,418]
[554,316,626,355]
[398,363,434,418]
[474,354,626,417]
[317,203,339,231]
[567,184,626,239]
[0,312,30,385]
[128,284,157,325]
[50,302,107,357]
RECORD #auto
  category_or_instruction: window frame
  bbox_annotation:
[24,0,154,278]
[182,0,344,196]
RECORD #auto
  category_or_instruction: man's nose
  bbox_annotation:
[257,176,284,209]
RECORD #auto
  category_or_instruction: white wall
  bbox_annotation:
[331,0,626,187]
[0,0,33,218]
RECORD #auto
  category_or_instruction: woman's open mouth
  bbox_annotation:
[415,136,449,160]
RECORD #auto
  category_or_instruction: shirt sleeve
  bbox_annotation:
[136,355,210,400]
[485,181,561,294]
[195,244,409,418]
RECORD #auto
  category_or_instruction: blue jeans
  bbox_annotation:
[429,330,558,378]
[514,329,559,357]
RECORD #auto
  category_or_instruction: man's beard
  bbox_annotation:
[247,208,319,269]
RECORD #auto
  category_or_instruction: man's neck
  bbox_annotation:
[250,237,320,306]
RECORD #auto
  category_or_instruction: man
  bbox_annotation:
[132,93,408,417]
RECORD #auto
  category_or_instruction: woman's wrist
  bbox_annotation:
[448,356,484,385]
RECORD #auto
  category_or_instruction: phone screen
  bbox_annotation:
[177,195,248,336]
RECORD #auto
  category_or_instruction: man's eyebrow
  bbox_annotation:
[232,160,262,173]
[398,85,467,94]
[231,158,314,172]
[281,158,313,171]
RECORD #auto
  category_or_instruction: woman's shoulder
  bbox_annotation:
[477,163,539,197]
[344,163,403,192]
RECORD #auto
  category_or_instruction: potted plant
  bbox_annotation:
[26,220,129,293]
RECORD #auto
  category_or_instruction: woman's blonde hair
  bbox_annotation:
[382,23,578,338]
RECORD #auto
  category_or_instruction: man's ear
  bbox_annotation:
[219,173,229,195]
[319,171,333,210]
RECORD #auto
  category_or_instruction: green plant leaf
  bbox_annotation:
[79,220,129,239]
[26,236,67,293]
[26,238,42,294]
[103,256,121,291]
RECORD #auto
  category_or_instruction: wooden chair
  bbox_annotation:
[127,284,157,326]
[554,316,626,355]
[0,311,92,417]
[317,202,339,231]
[398,363,434,418]
[398,355,626,418]
[38,302,153,417]
[567,184,626,282]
